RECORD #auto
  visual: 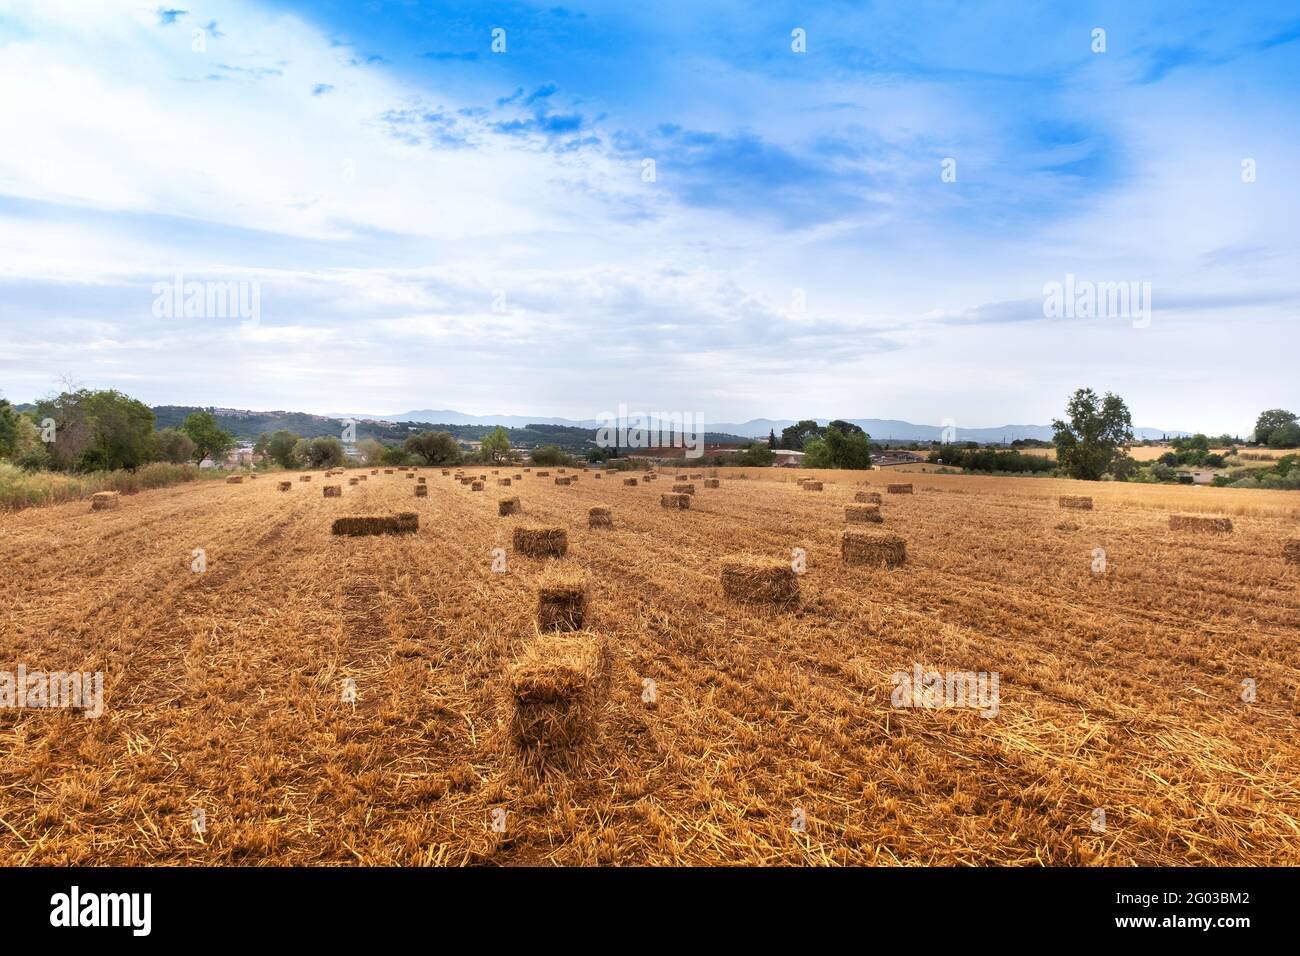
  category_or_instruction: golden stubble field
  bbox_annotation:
[0,466,1297,865]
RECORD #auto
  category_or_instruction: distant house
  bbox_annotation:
[1176,469,1226,485]
[772,450,806,467]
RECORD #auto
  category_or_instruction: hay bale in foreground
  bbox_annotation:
[660,493,690,510]
[1285,539,1300,565]
[720,555,800,609]
[672,483,695,495]
[471,481,484,491]
[507,631,609,766]
[1170,514,1233,534]
[704,478,720,488]
[802,480,823,491]
[886,483,913,494]
[331,513,419,537]
[323,485,342,498]
[226,475,244,484]
[1059,495,1093,510]
[841,530,906,567]
[536,565,589,631]
[278,481,292,492]
[90,491,120,511]
[588,506,612,529]
[514,525,568,557]
[623,477,638,486]
[855,490,882,504]
[846,504,883,524]
[499,496,521,517]
[414,484,428,498]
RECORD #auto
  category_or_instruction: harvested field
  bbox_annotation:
[0,471,1297,866]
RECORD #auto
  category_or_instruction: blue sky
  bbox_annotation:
[0,0,1296,432]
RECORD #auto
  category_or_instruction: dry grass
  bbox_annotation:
[0,469,1297,865]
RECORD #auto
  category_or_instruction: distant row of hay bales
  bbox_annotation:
[330,513,418,536]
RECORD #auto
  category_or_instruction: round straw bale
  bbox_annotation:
[845,504,883,524]
[588,506,612,529]
[855,490,882,504]
[405,472,414,479]
[323,485,342,497]
[720,555,800,609]
[507,631,609,764]
[514,474,522,480]
[90,491,121,511]
[513,525,568,557]
[536,565,589,631]
[358,475,367,482]
[841,530,906,567]
[886,483,913,494]
[660,493,690,509]
[499,496,521,517]
[1169,514,1233,533]
[1059,495,1093,510]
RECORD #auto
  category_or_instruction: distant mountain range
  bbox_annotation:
[331,409,1189,443]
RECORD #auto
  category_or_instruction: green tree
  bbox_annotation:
[780,419,822,450]
[529,444,569,466]
[767,429,777,450]
[301,436,345,468]
[379,445,409,466]
[481,426,510,464]
[404,430,462,465]
[1051,388,1134,480]
[264,430,301,469]
[802,437,833,468]
[154,428,196,464]
[181,411,236,466]
[0,399,19,459]
[737,442,775,466]
[822,425,873,469]
[1267,421,1300,449]
[33,389,156,471]
[1254,409,1297,446]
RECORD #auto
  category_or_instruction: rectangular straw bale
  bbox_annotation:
[720,555,799,608]
[672,483,695,495]
[415,484,428,497]
[841,530,906,567]
[1059,495,1093,510]
[513,525,568,557]
[1169,514,1233,533]
[886,483,913,494]
[536,565,589,631]
[90,491,120,511]
[588,506,612,528]
[802,480,823,491]
[846,504,883,524]
[499,496,522,516]
[661,493,690,509]
[331,513,419,536]
[507,631,609,764]
[623,477,638,486]
[278,481,292,491]
[323,485,342,497]
[225,475,244,484]
[704,478,720,488]
[855,490,882,504]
